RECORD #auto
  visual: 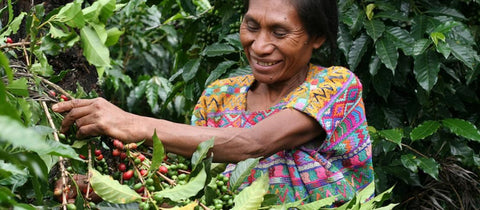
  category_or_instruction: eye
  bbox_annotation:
[273,29,287,38]
[246,21,259,31]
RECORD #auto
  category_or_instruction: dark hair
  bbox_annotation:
[243,0,338,60]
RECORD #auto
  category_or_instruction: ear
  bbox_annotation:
[311,36,326,49]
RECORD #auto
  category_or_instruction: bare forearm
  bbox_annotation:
[133,115,261,163]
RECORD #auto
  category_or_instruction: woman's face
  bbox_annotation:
[240,0,325,85]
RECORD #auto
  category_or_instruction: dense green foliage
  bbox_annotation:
[1,0,479,209]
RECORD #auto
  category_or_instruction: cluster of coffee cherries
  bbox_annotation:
[206,174,235,210]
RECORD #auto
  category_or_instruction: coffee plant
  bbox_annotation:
[1,0,479,209]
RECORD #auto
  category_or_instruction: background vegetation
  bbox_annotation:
[0,0,479,209]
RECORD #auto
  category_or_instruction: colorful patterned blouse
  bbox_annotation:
[191,64,374,205]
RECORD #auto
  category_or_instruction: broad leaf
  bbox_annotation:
[153,164,207,202]
[90,169,142,203]
[232,173,269,210]
[436,41,451,59]
[0,116,80,160]
[181,58,201,82]
[80,26,111,68]
[298,196,337,210]
[338,24,353,58]
[414,49,441,92]
[364,19,385,42]
[378,128,403,147]
[201,43,236,57]
[412,39,431,56]
[385,27,414,55]
[6,78,29,97]
[0,82,20,121]
[48,24,69,38]
[54,0,85,28]
[149,130,165,176]
[105,27,124,46]
[191,138,214,171]
[368,55,381,76]
[417,157,439,180]
[442,118,480,142]
[400,154,420,172]
[0,12,26,38]
[205,60,236,86]
[426,7,466,20]
[447,39,477,70]
[348,33,370,71]
[410,120,441,141]
[229,157,261,192]
[82,0,116,23]
[361,184,396,209]
[375,36,398,73]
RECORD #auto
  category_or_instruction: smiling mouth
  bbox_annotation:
[256,60,280,66]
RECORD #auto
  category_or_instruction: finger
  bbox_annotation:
[52,99,94,113]
[76,124,102,139]
[60,106,95,133]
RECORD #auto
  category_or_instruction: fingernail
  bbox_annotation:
[52,104,58,110]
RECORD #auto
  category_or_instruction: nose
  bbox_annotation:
[251,31,275,56]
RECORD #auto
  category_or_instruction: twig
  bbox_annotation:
[85,144,93,201]
[41,101,68,210]
[0,41,41,49]
[198,201,211,210]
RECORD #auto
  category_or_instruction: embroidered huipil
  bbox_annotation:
[191,64,374,204]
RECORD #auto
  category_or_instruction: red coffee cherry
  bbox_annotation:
[118,163,127,172]
[158,165,168,174]
[112,149,121,156]
[94,149,102,156]
[123,170,134,180]
[140,169,148,177]
[60,94,69,101]
[6,37,13,44]
[113,139,124,150]
[96,154,103,161]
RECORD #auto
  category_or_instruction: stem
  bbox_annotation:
[41,101,68,210]
[85,144,93,201]
[0,41,40,49]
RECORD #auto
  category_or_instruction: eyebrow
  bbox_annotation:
[244,14,291,31]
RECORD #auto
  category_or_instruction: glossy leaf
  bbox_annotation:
[48,24,69,38]
[442,118,480,142]
[191,138,214,171]
[105,27,124,46]
[0,116,80,159]
[80,26,110,68]
[153,164,207,201]
[348,33,370,71]
[375,36,398,72]
[54,0,85,28]
[149,130,165,176]
[368,55,381,76]
[385,27,414,55]
[338,24,353,58]
[414,49,441,92]
[447,39,476,70]
[201,43,236,57]
[232,173,269,210]
[401,154,420,172]
[205,60,236,86]
[229,157,261,192]
[417,157,439,180]
[0,12,26,38]
[6,78,29,97]
[426,7,465,20]
[90,169,142,203]
[181,58,201,82]
[364,19,385,42]
[412,39,431,56]
[82,0,116,23]
[378,128,403,147]
[410,120,441,141]
[361,184,396,209]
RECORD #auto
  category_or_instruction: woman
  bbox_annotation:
[53,0,373,205]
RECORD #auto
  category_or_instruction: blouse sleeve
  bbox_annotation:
[285,66,370,155]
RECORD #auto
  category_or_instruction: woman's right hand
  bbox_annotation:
[52,97,140,143]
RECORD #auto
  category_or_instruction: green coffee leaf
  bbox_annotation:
[6,78,29,97]
[442,118,480,142]
[447,39,477,70]
[82,0,116,23]
[361,184,396,209]
[0,12,26,38]
[90,169,142,203]
[54,0,85,28]
[365,4,375,20]
[149,130,165,176]
[401,154,420,172]
[410,120,441,141]
[385,27,414,55]
[105,27,124,46]
[338,24,353,58]
[205,60,236,86]
[153,164,207,202]
[0,116,80,160]
[232,173,269,210]
[181,58,201,82]
[417,157,439,180]
[348,33,370,71]
[413,39,431,56]
[229,157,261,192]
[364,19,385,42]
[80,25,110,68]
[378,128,403,147]
[375,36,398,72]
[201,43,236,57]
[414,49,441,92]
[48,24,69,38]
[191,138,214,171]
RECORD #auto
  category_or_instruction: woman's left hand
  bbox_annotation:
[52,97,139,142]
